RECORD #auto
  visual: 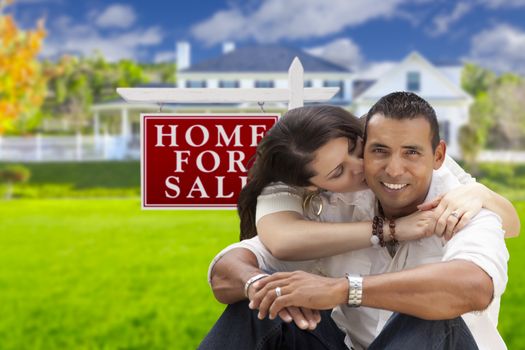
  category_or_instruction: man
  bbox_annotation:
[200,92,509,349]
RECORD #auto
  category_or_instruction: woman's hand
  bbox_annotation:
[249,271,347,321]
[417,183,486,241]
[247,274,322,330]
[393,210,437,242]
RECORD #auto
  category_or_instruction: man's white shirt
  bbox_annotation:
[208,157,509,350]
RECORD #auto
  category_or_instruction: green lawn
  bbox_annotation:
[0,199,235,350]
[0,198,523,349]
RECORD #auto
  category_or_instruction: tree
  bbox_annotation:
[42,54,150,132]
[0,0,47,133]
[488,78,525,149]
[461,63,525,163]
[459,124,482,173]
[462,63,496,98]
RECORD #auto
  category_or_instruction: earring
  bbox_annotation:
[302,190,323,217]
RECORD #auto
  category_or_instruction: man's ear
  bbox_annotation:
[433,140,446,170]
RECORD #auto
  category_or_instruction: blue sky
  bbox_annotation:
[7,0,525,74]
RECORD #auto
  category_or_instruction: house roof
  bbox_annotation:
[431,59,463,67]
[352,79,376,99]
[182,45,351,73]
[354,51,472,104]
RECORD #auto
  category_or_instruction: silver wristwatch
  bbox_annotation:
[346,274,363,307]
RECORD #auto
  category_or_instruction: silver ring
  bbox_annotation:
[275,287,282,297]
[450,211,459,218]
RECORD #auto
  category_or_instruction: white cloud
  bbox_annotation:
[42,14,163,62]
[191,0,407,46]
[477,0,525,8]
[305,38,363,70]
[95,4,137,29]
[356,61,397,80]
[466,23,525,74]
[154,50,176,63]
[430,2,472,36]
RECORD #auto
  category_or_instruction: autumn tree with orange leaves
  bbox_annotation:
[0,0,47,133]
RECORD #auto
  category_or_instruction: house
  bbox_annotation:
[176,42,354,106]
[177,43,471,158]
[353,52,473,158]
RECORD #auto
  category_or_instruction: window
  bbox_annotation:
[219,80,239,88]
[439,121,450,143]
[304,80,313,88]
[255,80,274,88]
[323,80,344,99]
[186,80,207,88]
[407,72,420,92]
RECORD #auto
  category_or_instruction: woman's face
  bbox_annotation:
[307,137,367,193]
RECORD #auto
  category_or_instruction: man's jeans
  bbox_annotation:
[198,300,479,350]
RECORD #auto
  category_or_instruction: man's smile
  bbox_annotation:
[381,182,409,191]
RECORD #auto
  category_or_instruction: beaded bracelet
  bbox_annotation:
[372,216,386,247]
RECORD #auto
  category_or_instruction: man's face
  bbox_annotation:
[364,114,445,218]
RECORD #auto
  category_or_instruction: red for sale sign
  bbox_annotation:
[141,114,279,209]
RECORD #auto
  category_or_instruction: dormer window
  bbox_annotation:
[219,80,239,88]
[186,80,207,88]
[407,72,420,92]
[255,80,274,88]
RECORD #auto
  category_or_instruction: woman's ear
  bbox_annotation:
[305,185,318,192]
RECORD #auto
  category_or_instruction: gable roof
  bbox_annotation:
[183,44,351,73]
[354,51,472,103]
[353,79,376,99]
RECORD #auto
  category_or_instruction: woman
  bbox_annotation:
[238,105,519,261]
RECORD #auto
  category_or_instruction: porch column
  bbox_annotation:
[121,107,130,140]
[94,111,101,151]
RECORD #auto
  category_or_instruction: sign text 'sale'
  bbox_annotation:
[142,114,279,209]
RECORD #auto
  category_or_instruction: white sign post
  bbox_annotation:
[117,58,338,109]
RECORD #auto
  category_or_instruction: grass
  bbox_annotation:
[498,201,525,348]
[0,198,523,349]
[0,199,236,350]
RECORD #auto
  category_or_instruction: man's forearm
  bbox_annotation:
[210,248,262,304]
[362,260,494,320]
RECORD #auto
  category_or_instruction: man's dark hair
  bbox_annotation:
[364,91,441,150]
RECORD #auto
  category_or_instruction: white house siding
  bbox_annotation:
[207,79,219,88]
[438,67,462,87]
[240,79,253,88]
[363,66,456,98]
[275,79,288,88]
[343,80,353,102]
[432,102,470,159]
[311,79,323,88]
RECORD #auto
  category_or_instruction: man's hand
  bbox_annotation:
[249,271,347,320]
[247,274,321,330]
